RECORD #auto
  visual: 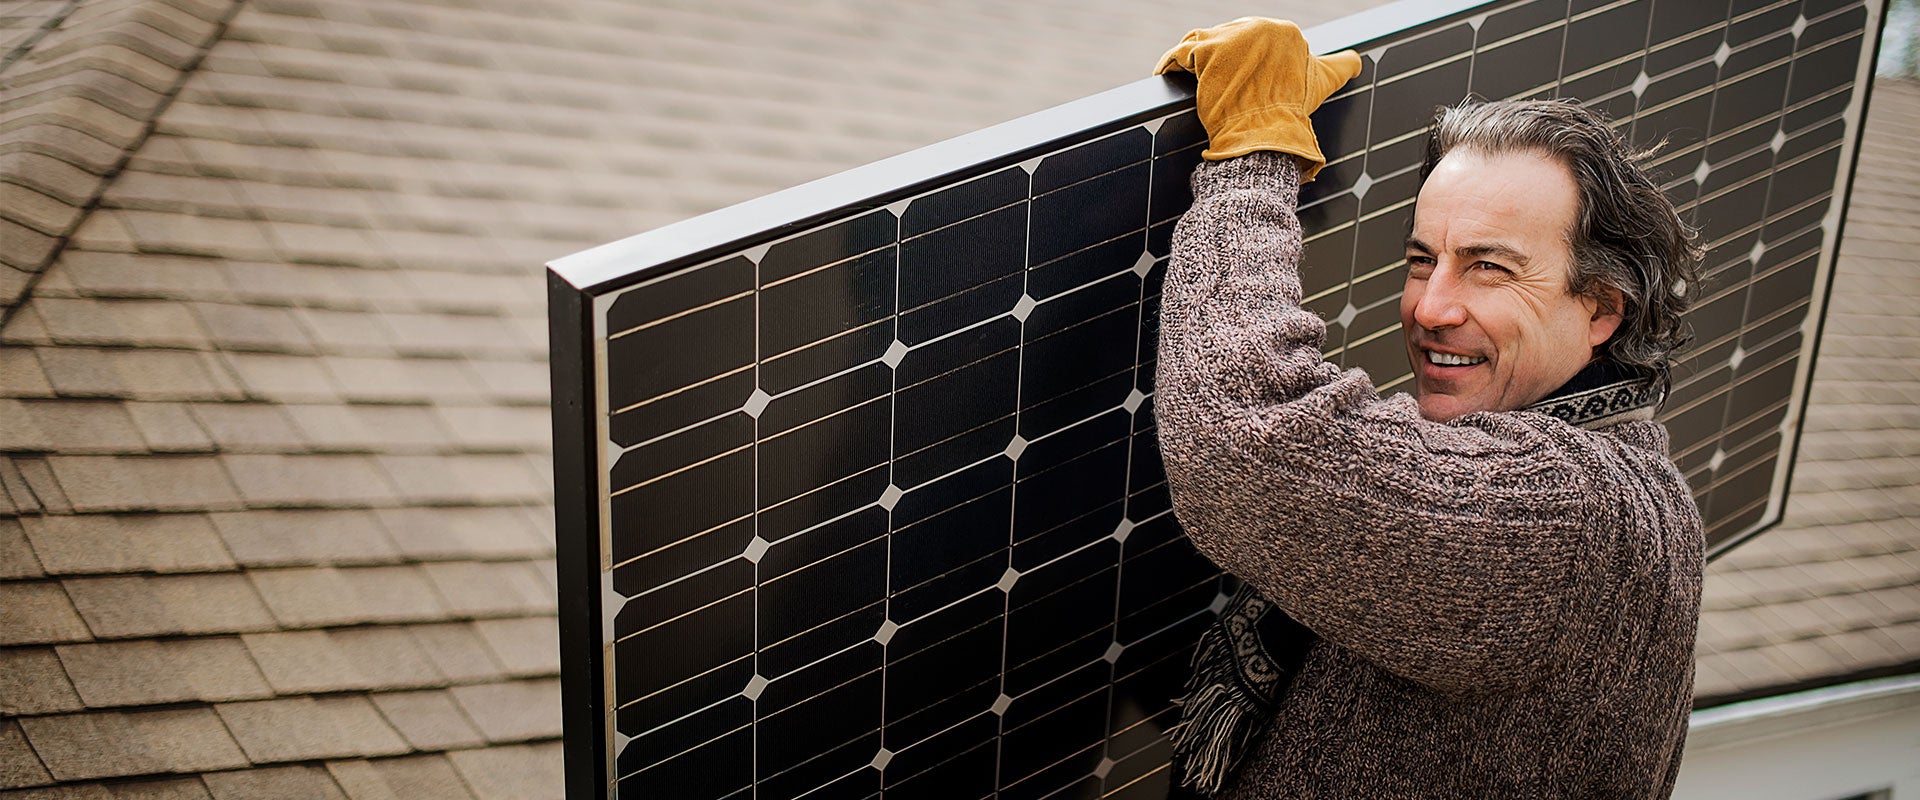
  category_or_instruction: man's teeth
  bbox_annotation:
[1426,350,1487,366]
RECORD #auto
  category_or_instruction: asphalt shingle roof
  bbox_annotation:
[0,0,1914,794]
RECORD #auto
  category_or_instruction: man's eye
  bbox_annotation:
[1406,255,1434,274]
[1474,261,1512,274]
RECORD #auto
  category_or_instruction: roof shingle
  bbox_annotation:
[0,518,45,579]
[214,696,407,764]
[443,743,563,800]
[402,623,507,686]
[19,707,247,782]
[218,352,339,403]
[0,399,146,454]
[11,458,73,515]
[0,581,91,645]
[201,765,345,800]
[183,404,305,452]
[36,348,243,401]
[324,755,475,800]
[247,565,444,628]
[366,691,486,752]
[0,720,53,790]
[205,509,397,567]
[418,561,553,619]
[240,627,443,695]
[445,679,560,744]
[20,513,235,575]
[278,404,453,454]
[0,458,48,515]
[0,348,55,398]
[219,454,398,507]
[37,250,232,302]
[0,647,83,716]
[43,455,243,513]
[57,638,271,708]
[30,298,211,349]
[469,616,559,678]
[62,573,275,639]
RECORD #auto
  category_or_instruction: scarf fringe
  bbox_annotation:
[1167,623,1268,796]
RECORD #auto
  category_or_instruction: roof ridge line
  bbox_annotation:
[0,0,245,325]
[0,1,83,77]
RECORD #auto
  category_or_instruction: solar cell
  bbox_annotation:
[549,0,1883,796]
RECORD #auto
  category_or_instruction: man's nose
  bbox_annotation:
[1412,264,1469,331]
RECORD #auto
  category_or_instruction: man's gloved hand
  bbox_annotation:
[1155,18,1362,179]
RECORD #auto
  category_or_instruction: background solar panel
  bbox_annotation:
[548,0,1882,796]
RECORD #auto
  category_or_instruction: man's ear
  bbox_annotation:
[1587,285,1624,348]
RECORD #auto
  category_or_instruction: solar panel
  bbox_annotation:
[547,0,1883,796]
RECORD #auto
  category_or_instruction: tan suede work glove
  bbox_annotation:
[1155,17,1362,179]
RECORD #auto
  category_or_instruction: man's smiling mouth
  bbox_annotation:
[1424,349,1488,367]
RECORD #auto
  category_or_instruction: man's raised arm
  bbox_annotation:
[1152,21,1616,693]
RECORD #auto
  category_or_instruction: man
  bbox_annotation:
[1151,18,1706,799]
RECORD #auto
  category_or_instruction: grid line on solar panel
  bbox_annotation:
[625,717,753,781]
[620,652,753,715]
[1675,355,1803,462]
[1732,243,1827,312]
[888,682,1000,745]
[617,578,755,639]
[1326,317,1406,358]
[1690,226,1822,305]
[607,290,755,342]
[1654,107,1849,195]
[1716,427,1787,485]
[1695,139,1841,220]
[890,702,998,763]
[608,362,752,419]
[1679,417,1796,498]
[1692,401,1795,483]
[1644,69,1821,170]
[1671,328,1811,422]
[1710,496,1769,534]
[610,511,752,571]
[1712,458,1783,509]
[1116,580,1219,642]
[1693,197,1832,285]
[610,439,750,496]
[1718,335,1808,418]
[757,666,884,747]
[1674,297,1815,404]
[1121,634,1197,683]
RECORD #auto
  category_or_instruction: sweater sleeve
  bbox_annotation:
[1153,151,1611,694]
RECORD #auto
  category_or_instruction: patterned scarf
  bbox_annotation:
[1165,360,1662,796]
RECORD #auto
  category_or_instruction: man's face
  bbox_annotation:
[1400,148,1622,422]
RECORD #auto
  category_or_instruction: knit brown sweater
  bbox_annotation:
[1154,151,1705,798]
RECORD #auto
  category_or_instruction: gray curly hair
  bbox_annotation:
[1419,99,1704,393]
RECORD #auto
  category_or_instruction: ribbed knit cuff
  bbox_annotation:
[1191,150,1304,200]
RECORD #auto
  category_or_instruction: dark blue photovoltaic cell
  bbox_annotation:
[555,0,1877,796]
